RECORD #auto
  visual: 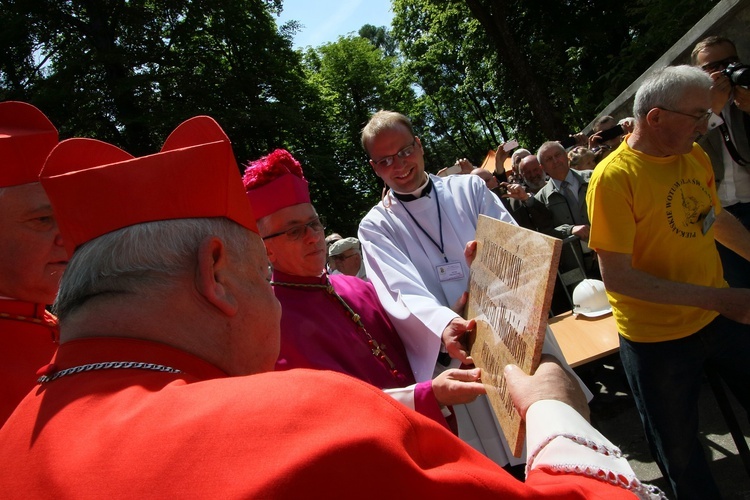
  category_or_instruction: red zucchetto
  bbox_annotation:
[0,101,58,187]
[243,149,311,220]
[40,115,258,256]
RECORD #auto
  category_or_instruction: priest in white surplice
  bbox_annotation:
[358,110,592,472]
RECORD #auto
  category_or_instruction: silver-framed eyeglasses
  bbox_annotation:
[371,140,417,168]
[656,107,712,124]
[262,218,325,241]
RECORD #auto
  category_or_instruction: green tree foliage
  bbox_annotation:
[0,0,413,235]
[392,0,510,171]
[300,33,416,235]
[0,0,314,161]
[0,0,722,233]
[599,0,721,96]
[359,24,398,57]
[393,0,717,153]
[0,0,366,232]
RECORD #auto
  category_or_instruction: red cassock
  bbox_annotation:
[0,300,58,425]
[0,337,637,499]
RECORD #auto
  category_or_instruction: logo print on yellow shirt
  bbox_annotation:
[665,178,712,239]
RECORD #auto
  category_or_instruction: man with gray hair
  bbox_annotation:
[509,147,531,183]
[0,115,655,498]
[534,141,593,246]
[587,65,750,499]
[533,140,598,295]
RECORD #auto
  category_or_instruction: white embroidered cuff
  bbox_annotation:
[526,400,665,499]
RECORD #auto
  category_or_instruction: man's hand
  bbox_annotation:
[495,144,510,171]
[501,182,530,201]
[456,158,474,174]
[588,132,604,150]
[441,317,475,364]
[449,242,476,317]
[573,132,588,147]
[620,117,635,134]
[709,70,732,114]
[432,368,486,406]
[463,240,477,267]
[571,224,590,241]
[504,355,590,421]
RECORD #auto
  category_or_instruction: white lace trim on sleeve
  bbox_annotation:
[525,400,666,499]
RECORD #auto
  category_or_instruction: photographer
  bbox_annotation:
[692,35,750,287]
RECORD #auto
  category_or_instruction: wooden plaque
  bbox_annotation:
[466,215,562,456]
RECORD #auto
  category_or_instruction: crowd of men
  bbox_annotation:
[1,34,749,499]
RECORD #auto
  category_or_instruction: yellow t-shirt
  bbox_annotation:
[586,140,726,342]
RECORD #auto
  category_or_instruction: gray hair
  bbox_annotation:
[361,110,415,156]
[633,65,711,120]
[511,148,531,170]
[55,218,253,319]
[536,141,565,163]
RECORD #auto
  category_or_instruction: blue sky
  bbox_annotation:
[275,0,395,49]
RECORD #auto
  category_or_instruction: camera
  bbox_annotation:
[596,124,624,143]
[722,62,750,87]
[559,136,577,149]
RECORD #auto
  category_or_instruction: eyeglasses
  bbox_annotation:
[262,218,325,241]
[332,252,359,262]
[656,107,712,124]
[700,56,740,73]
[371,140,417,168]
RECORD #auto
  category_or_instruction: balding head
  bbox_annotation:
[470,168,499,190]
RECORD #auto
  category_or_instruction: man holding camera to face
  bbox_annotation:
[692,35,750,287]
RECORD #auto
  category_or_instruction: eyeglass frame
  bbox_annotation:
[370,140,418,169]
[655,107,712,124]
[262,217,326,241]
[700,56,740,74]
[331,251,360,262]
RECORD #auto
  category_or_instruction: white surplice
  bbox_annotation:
[359,173,593,467]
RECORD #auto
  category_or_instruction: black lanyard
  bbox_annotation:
[719,113,749,167]
[399,185,448,263]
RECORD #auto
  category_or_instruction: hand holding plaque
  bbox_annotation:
[465,215,562,456]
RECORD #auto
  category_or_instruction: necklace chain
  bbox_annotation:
[38,361,182,384]
[271,277,400,378]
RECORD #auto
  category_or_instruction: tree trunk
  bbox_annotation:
[464,0,569,141]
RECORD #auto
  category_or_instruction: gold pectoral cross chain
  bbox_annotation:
[271,278,401,379]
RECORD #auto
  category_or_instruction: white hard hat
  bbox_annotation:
[572,279,612,317]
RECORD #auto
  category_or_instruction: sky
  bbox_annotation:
[275,0,395,49]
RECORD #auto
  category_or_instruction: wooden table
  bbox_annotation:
[548,309,750,475]
[548,311,619,368]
